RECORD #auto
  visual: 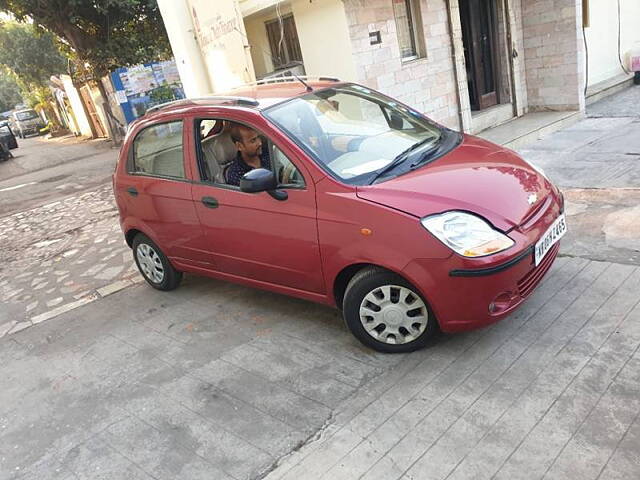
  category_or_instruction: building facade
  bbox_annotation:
[158,0,640,134]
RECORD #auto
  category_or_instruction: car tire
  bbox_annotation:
[343,267,439,353]
[132,233,183,291]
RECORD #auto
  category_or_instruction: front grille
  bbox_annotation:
[517,242,560,298]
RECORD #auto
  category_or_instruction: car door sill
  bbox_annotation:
[171,259,330,305]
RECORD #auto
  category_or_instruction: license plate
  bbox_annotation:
[534,214,567,266]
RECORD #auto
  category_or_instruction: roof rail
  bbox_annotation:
[195,95,260,107]
[239,75,342,88]
[144,95,260,116]
[145,99,188,115]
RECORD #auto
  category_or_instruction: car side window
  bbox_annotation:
[196,119,238,185]
[132,121,185,179]
[194,118,305,189]
[271,143,306,188]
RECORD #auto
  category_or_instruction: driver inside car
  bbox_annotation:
[225,124,272,186]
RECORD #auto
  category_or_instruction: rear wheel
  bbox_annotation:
[343,268,438,353]
[132,233,182,291]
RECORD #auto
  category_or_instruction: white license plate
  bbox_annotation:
[534,214,567,266]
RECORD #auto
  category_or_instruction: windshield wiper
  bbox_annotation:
[369,138,434,185]
[409,142,441,170]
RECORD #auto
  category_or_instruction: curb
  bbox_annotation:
[1,275,144,338]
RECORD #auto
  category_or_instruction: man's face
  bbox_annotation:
[238,128,262,159]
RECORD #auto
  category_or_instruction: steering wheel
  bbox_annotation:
[281,162,298,185]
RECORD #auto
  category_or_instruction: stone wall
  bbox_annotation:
[343,0,460,129]
[522,0,584,111]
[509,0,529,116]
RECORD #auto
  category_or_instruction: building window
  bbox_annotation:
[265,15,303,69]
[393,0,424,61]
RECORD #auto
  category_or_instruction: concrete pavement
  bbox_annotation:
[2,256,639,480]
[519,88,640,265]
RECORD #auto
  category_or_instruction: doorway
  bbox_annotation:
[460,0,502,111]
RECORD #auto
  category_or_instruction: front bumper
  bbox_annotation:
[404,242,560,332]
[403,193,564,333]
[21,125,41,134]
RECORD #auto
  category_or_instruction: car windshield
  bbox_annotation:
[16,110,38,121]
[0,126,11,134]
[264,84,444,184]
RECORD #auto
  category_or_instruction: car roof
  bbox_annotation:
[142,77,346,119]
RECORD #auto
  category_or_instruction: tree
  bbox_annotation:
[0,1,172,78]
[0,0,172,140]
[0,22,67,86]
[0,22,66,125]
[0,70,23,112]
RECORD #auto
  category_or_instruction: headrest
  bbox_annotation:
[210,131,237,165]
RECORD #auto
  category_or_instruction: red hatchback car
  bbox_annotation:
[113,78,566,353]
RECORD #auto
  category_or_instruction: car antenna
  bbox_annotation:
[292,73,313,92]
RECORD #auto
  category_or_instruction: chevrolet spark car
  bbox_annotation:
[113,79,566,353]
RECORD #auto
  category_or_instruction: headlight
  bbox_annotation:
[421,211,514,257]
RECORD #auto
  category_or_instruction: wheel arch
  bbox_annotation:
[333,262,409,310]
[125,228,143,248]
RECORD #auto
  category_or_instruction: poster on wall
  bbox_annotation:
[110,59,185,124]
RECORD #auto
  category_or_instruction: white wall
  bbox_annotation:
[291,0,357,82]
[188,0,256,92]
[585,0,640,86]
[157,0,212,96]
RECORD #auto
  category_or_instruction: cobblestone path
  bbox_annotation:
[0,185,138,336]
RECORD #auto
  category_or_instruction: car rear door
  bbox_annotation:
[115,116,209,265]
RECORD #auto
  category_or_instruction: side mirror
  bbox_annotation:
[239,168,288,201]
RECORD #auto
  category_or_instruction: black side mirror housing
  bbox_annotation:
[239,168,288,201]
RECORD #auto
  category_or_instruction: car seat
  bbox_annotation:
[201,122,237,183]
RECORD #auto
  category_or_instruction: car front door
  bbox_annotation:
[189,115,325,295]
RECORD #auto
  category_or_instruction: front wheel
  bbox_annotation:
[343,268,438,353]
[132,233,182,291]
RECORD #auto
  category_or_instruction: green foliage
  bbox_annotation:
[0,22,67,86]
[20,83,52,109]
[149,84,177,104]
[0,0,172,79]
[0,69,23,111]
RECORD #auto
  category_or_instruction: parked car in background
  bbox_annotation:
[10,109,45,138]
[0,120,18,151]
[113,78,566,353]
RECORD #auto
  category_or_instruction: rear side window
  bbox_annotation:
[132,121,185,178]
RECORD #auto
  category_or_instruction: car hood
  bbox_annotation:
[356,135,554,231]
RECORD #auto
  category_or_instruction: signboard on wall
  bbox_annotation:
[110,59,185,123]
[187,0,256,91]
